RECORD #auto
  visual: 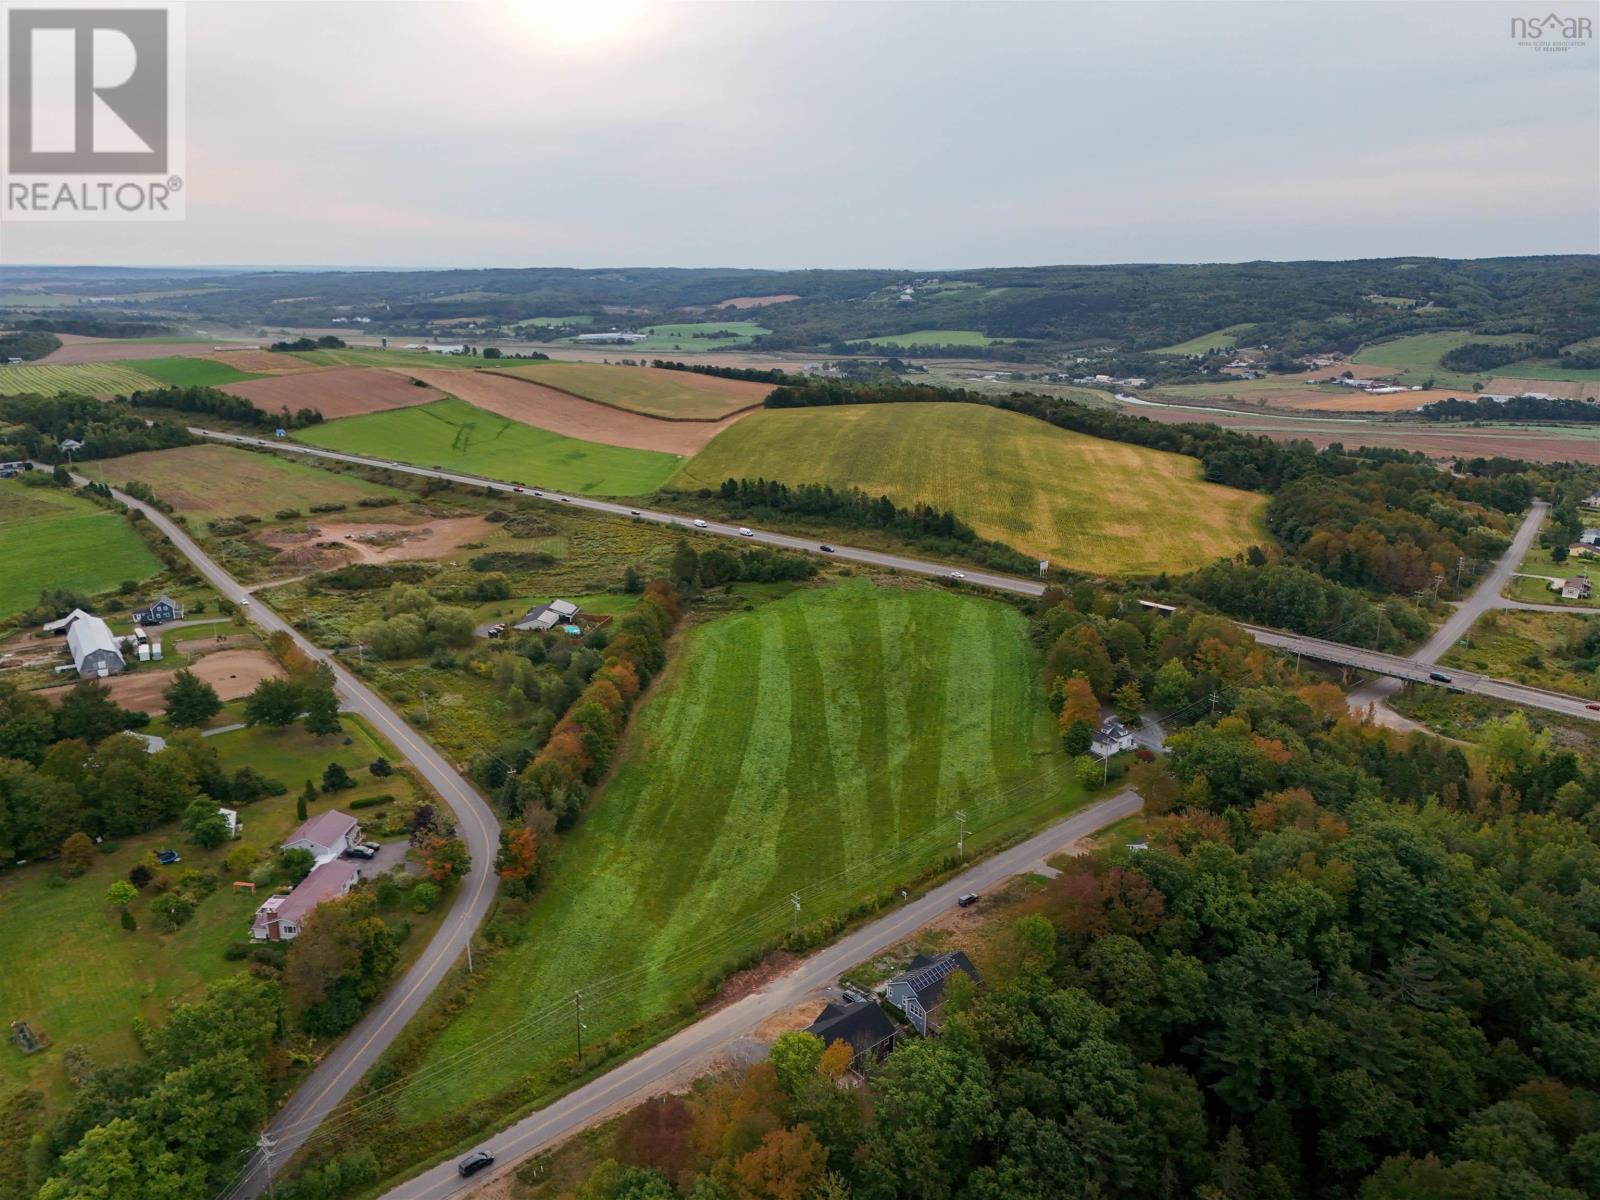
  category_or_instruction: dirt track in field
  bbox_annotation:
[39,649,284,714]
[223,367,445,418]
[398,367,752,454]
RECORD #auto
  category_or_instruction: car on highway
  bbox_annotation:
[738,527,753,537]
[630,509,641,515]
[1428,672,1453,683]
[458,1150,495,1177]
[693,519,708,528]
[561,497,571,502]
[947,571,966,581]
[1588,703,1600,712]
[511,486,523,492]
[819,544,834,553]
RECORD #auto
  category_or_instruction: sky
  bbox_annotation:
[2,0,1597,270]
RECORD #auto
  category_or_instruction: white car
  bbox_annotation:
[948,571,966,581]
[693,519,708,528]
[738,527,753,537]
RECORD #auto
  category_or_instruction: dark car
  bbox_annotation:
[458,1150,495,1177]
[1587,703,1600,712]
[341,843,379,860]
[819,544,834,553]
[1428,671,1453,683]
[957,892,980,908]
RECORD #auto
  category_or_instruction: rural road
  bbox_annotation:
[378,789,1144,1200]
[58,469,503,1200]
[194,431,1600,723]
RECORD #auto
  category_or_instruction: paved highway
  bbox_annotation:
[60,470,503,1200]
[194,431,1598,725]
[379,789,1143,1199]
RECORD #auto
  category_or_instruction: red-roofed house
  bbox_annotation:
[283,810,362,864]
[251,859,361,941]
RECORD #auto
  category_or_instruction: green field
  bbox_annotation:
[672,402,1266,575]
[128,356,262,388]
[0,720,397,1101]
[513,315,593,329]
[393,580,1079,1122]
[102,442,403,521]
[1442,610,1600,700]
[297,396,682,495]
[0,362,158,397]
[1152,323,1257,355]
[0,480,162,620]
[851,329,1011,349]
[494,361,768,419]
[592,321,769,351]
[1351,330,1531,386]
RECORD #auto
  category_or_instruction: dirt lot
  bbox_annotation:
[38,649,284,714]
[398,368,752,455]
[223,366,445,418]
[260,515,495,566]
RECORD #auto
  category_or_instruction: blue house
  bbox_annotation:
[885,951,980,1036]
[133,595,184,625]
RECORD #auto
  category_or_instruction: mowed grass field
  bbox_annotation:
[493,361,770,419]
[0,721,400,1103]
[673,402,1266,575]
[1152,323,1257,355]
[396,581,1078,1120]
[297,396,682,495]
[0,480,161,619]
[851,329,1010,348]
[0,361,158,397]
[1352,330,1532,386]
[105,442,404,522]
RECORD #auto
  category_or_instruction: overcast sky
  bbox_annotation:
[5,0,1598,270]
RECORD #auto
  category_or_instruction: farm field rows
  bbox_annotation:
[296,396,683,495]
[222,366,446,419]
[0,361,159,397]
[672,401,1267,575]
[0,479,162,620]
[491,361,770,420]
[103,442,405,521]
[0,719,405,1102]
[1151,323,1257,355]
[392,580,1079,1122]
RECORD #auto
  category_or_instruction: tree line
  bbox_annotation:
[0,394,195,463]
[125,383,325,430]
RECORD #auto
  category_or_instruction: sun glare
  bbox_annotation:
[505,0,644,51]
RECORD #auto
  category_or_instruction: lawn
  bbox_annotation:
[125,356,262,389]
[1441,610,1600,700]
[1504,541,1600,610]
[851,329,1011,349]
[0,480,162,620]
[0,362,158,397]
[671,402,1267,575]
[297,396,683,496]
[1151,324,1257,355]
[492,361,770,419]
[391,580,1079,1123]
[1351,330,1530,387]
[100,443,404,522]
[0,719,399,1103]
[590,321,769,351]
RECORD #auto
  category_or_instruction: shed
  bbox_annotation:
[65,614,125,678]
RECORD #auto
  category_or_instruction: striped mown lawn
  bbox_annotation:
[387,580,1077,1125]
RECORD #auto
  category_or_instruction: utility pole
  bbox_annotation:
[955,810,967,860]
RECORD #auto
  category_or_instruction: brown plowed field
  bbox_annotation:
[39,649,284,714]
[203,349,315,373]
[223,367,445,418]
[42,337,230,364]
[398,368,752,455]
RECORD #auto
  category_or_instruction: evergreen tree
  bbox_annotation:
[162,670,222,729]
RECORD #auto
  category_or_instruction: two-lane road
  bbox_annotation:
[61,471,503,1200]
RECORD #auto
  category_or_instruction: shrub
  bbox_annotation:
[349,794,394,810]
[151,892,195,930]
[411,882,440,913]
[119,908,137,932]
[223,943,251,961]
[128,863,153,889]
[275,508,301,519]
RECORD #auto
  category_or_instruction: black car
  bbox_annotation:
[957,892,980,908]
[458,1150,495,1177]
[819,544,834,553]
[1428,671,1453,683]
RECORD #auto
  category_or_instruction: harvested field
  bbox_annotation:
[490,361,771,420]
[222,366,445,419]
[204,348,315,373]
[0,361,159,397]
[400,367,749,453]
[1261,387,1478,413]
[106,442,402,520]
[41,337,227,365]
[259,515,496,565]
[716,294,799,309]
[38,649,284,714]
[1486,377,1598,401]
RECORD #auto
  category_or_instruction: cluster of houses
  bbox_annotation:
[42,595,184,678]
[802,950,983,1074]
[251,810,366,942]
[572,330,647,344]
[1070,373,1149,389]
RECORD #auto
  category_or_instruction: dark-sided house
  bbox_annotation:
[885,951,981,1036]
[133,595,185,625]
[804,1000,898,1073]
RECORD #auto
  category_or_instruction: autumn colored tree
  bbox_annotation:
[494,824,539,897]
[419,835,470,883]
[730,1124,827,1200]
[59,831,95,878]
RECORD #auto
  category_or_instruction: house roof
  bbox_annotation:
[513,599,581,631]
[1096,717,1133,741]
[284,809,358,851]
[43,607,94,633]
[264,859,359,927]
[66,614,122,668]
[889,951,980,1008]
[139,594,179,610]
[806,1000,896,1058]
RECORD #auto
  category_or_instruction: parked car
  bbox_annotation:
[458,1150,495,1177]
[1428,671,1452,683]
[693,519,708,528]
[738,527,753,537]
[819,544,834,553]
[486,623,506,639]
[957,892,980,908]
[341,843,379,860]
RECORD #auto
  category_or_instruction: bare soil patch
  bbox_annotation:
[260,515,495,565]
[38,649,284,714]
[1488,377,1597,401]
[716,294,800,309]
[223,367,444,419]
[173,632,255,655]
[397,368,750,455]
